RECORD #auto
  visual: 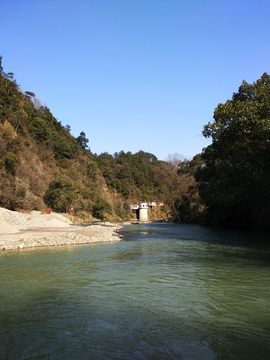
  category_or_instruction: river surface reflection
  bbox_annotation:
[1,223,270,359]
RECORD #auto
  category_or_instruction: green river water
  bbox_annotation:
[0,223,270,359]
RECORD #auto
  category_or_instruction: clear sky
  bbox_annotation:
[1,0,270,160]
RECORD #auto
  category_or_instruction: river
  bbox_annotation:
[1,223,270,359]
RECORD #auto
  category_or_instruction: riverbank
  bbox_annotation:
[0,208,123,251]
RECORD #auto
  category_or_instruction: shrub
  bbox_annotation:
[0,121,16,140]
[6,138,22,154]
[17,186,26,199]
[28,117,49,144]
[43,176,77,212]
[93,198,112,220]
[4,152,20,175]
[87,161,98,180]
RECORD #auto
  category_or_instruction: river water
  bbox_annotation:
[1,223,270,359]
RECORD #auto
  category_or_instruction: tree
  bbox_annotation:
[51,131,77,159]
[65,124,71,134]
[6,72,15,81]
[28,117,49,143]
[25,91,35,98]
[43,177,77,212]
[33,96,42,109]
[93,198,112,220]
[178,154,205,175]
[76,131,89,152]
[166,153,184,167]
[196,73,270,229]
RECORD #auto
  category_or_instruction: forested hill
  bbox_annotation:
[3,56,268,229]
[0,56,198,222]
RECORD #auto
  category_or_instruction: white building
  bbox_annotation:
[139,203,148,221]
[131,201,158,221]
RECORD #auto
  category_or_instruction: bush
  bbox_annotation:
[43,176,77,212]
[4,152,20,175]
[17,186,26,199]
[93,198,112,220]
[28,117,49,144]
[0,121,16,140]
[52,132,76,159]
[6,138,22,154]
[87,161,98,180]
[174,193,201,224]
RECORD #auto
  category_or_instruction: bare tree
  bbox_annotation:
[165,153,185,167]
[33,96,42,109]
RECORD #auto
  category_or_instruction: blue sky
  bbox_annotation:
[1,0,270,160]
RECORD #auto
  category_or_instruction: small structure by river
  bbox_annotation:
[130,202,156,221]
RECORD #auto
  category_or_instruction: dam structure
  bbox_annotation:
[130,202,156,221]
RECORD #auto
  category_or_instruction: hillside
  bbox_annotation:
[0,56,198,222]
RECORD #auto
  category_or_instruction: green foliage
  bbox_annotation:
[43,177,77,212]
[178,154,204,175]
[93,198,112,220]
[28,117,49,143]
[196,73,270,229]
[0,57,79,160]
[6,137,22,153]
[51,130,77,159]
[114,201,130,219]
[96,150,164,200]
[0,176,18,210]
[174,194,192,223]
[76,131,89,152]
[114,203,124,218]
[4,151,19,175]
[87,161,98,180]
[28,117,50,143]
[174,193,201,224]
[0,56,192,220]
[17,186,26,199]
[123,201,130,216]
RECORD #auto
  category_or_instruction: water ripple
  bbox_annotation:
[1,223,270,359]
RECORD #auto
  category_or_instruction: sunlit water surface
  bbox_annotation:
[1,223,270,359]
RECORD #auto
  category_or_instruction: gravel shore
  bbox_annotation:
[0,208,123,251]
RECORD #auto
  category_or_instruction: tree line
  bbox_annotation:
[1,55,270,229]
[0,56,195,221]
[194,73,270,230]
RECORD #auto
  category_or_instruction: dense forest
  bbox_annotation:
[1,56,270,229]
[0,56,198,222]
[195,73,270,230]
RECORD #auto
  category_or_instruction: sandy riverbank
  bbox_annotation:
[0,208,123,251]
